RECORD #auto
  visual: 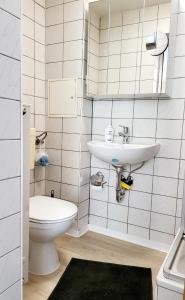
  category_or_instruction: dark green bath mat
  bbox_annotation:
[48,258,153,300]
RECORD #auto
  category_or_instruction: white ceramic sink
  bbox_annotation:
[87,141,160,165]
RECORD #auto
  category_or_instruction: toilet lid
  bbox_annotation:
[29,196,77,223]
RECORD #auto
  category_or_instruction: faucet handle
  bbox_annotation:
[119,125,129,134]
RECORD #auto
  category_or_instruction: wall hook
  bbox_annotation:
[35,131,47,145]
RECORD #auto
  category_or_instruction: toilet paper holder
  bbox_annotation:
[35,131,47,145]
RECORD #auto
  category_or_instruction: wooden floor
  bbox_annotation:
[24,231,166,300]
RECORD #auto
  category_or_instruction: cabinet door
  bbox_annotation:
[48,78,77,117]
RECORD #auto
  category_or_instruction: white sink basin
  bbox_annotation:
[87,141,160,165]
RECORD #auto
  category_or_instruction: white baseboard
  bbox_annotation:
[88,224,170,253]
[67,224,170,252]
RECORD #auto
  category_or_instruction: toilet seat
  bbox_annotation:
[29,196,77,224]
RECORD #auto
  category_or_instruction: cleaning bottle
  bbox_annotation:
[105,123,114,143]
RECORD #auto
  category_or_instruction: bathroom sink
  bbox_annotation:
[87,141,160,165]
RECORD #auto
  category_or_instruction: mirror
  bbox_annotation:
[87,0,171,99]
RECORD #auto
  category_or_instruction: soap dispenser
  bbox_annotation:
[105,123,114,143]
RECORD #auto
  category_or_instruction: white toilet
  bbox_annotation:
[29,196,77,275]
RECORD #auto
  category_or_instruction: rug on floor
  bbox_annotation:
[48,258,153,300]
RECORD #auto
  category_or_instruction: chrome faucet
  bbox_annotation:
[118,125,129,143]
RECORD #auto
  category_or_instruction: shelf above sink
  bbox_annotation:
[87,141,160,166]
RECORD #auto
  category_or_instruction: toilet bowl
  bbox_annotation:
[29,196,77,275]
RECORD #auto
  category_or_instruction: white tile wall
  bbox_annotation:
[0,1,21,297]
[22,0,46,194]
[45,0,91,234]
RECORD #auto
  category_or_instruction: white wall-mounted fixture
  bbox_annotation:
[48,78,77,118]
[146,32,169,56]
[87,141,160,165]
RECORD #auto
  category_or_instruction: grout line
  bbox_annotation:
[0,6,20,19]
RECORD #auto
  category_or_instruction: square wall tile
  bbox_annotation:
[90,199,107,218]
[109,27,122,41]
[128,224,149,240]
[110,12,122,27]
[47,149,61,166]
[122,24,139,39]
[35,23,45,44]
[0,99,20,139]
[0,281,21,300]
[46,24,63,44]
[133,119,156,138]
[46,62,63,79]
[129,191,151,211]
[156,139,181,159]
[154,158,179,178]
[0,10,20,60]
[62,167,79,186]
[108,203,128,222]
[23,0,34,19]
[156,120,183,139]
[46,117,62,132]
[63,60,82,77]
[64,0,83,22]
[35,180,45,195]
[0,0,21,17]
[132,173,153,193]
[0,214,20,257]
[62,150,80,168]
[112,100,134,119]
[62,133,81,151]
[134,100,157,119]
[46,43,63,63]
[22,56,34,77]
[0,55,20,100]
[150,230,174,245]
[64,19,83,41]
[150,212,175,234]
[89,215,107,228]
[23,16,34,39]
[35,42,45,62]
[0,248,21,294]
[158,99,184,120]
[153,176,178,198]
[46,5,63,26]
[123,9,140,25]
[92,118,110,136]
[0,177,20,219]
[61,183,79,202]
[128,207,150,228]
[152,194,176,216]
[177,12,185,34]
[108,220,127,234]
[78,200,89,219]
[90,185,108,202]
[0,140,20,180]
[23,36,34,59]
[93,101,112,118]
[46,165,61,182]
[35,3,45,26]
